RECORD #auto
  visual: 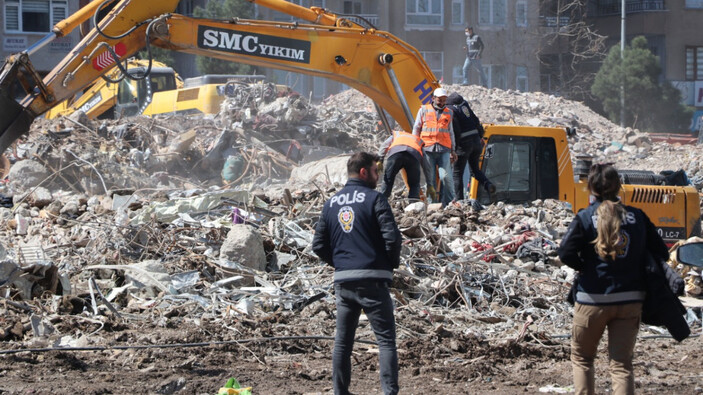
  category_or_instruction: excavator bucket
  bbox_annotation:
[0,58,36,154]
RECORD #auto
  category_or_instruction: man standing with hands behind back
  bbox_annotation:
[313,152,402,395]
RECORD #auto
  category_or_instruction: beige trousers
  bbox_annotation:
[571,302,642,395]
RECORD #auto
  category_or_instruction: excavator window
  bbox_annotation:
[149,73,177,92]
[116,79,140,117]
[477,135,559,204]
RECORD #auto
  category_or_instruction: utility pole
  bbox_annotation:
[620,0,625,128]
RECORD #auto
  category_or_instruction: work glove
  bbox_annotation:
[376,160,383,175]
[427,185,438,202]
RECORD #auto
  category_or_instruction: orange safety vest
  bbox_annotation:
[419,104,452,149]
[389,130,423,156]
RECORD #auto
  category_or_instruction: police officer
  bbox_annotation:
[558,164,669,394]
[377,130,435,201]
[312,152,402,395]
[447,92,495,200]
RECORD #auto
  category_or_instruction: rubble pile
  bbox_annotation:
[0,84,701,368]
[0,174,582,347]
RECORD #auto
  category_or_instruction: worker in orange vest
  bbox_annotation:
[377,130,435,201]
[412,88,456,207]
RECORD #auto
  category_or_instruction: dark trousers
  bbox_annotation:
[453,134,490,200]
[333,281,399,395]
[380,151,421,200]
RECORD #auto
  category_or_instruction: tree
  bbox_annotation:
[592,36,692,132]
[537,0,607,99]
[193,0,255,75]
[137,47,175,68]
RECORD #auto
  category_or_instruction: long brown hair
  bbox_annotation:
[588,164,625,260]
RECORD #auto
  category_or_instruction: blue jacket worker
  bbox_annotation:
[377,130,435,201]
[312,151,402,395]
[447,92,495,200]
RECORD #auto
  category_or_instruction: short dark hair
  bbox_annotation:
[466,26,473,30]
[347,152,378,175]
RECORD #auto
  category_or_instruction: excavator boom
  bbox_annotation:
[0,0,438,153]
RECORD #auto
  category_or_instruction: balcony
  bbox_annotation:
[344,14,380,28]
[594,0,665,17]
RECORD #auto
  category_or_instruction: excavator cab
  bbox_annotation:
[476,134,560,205]
[115,66,177,117]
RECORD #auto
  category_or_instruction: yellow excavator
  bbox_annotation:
[0,0,699,244]
[46,58,268,120]
[44,58,182,120]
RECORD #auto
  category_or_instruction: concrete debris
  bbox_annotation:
[0,83,700,354]
[220,224,267,271]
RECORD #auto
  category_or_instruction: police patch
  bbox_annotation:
[338,206,355,233]
[462,106,471,117]
[615,230,630,258]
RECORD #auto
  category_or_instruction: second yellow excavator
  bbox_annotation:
[45,58,181,120]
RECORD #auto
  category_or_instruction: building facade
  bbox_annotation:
[584,0,703,130]
[1,0,82,73]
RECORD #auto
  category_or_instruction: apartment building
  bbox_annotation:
[0,0,207,77]
[584,0,703,129]
[1,0,82,73]
[256,0,542,100]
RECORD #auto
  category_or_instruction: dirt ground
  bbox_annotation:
[1,308,701,395]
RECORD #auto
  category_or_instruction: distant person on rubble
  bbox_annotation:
[462,26,488,87]
[413,87,456,206]
[377,130,436,201]
[312,151,402,395]
[447,92,495,201]
[558,163,669,395]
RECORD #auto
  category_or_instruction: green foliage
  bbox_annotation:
[138,46,175,68]
[193,0,254,75]
[591,36,691,132]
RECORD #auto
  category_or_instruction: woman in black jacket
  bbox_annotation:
[558,164,669,395]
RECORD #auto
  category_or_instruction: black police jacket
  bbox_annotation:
[312,178,401,283]
[641,252,690,342]
[558,200,669,305]
[448,98,483,143]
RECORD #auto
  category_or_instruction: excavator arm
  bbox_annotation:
[0,0,439,153]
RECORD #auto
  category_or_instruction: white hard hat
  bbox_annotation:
[433,88,448,97]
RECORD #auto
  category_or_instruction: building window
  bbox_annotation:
[516,1,527,27]
[176,0,193,17]
[686,0,703,8]
[516,66,528,92]
[421,51,443,80]
[541,73,553,92]
[686,46,703,80]
[406,0,443,26]
[4,0,68,33]
[486,64,506,89]
[452,65,463,84]
[451,0,464,25]
[343,1,360,13]
[479,0,506,26]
